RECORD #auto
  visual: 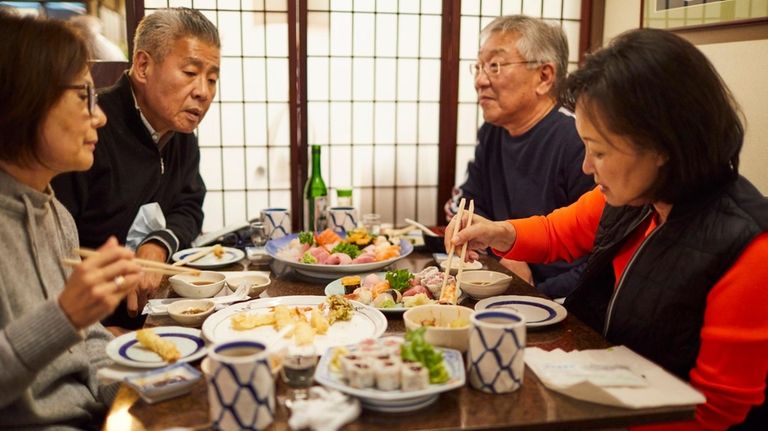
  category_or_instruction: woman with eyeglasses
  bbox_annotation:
[447,29,767,429]
[0,14,143,429]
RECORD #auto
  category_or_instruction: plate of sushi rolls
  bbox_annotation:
[314,328,466,412]
[324,267,460,314]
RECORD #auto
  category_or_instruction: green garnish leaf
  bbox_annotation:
[400,327,450,384]
[301,251,318,264]
[298,231,315,245]
[385,269,413,292]
[330,242,361,259]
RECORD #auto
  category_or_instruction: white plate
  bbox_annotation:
[474,295,567,328]
[201,296,387,352]
[324,272,407,314]
[106,326,207,368]
[171,247,245,269]
[265,234,413,280]
[314,344,465,412]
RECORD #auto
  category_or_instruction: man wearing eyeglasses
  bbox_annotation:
[52,8,220,329]
[446,15,594,299]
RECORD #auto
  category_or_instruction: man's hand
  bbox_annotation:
[127,242,168,317]
[500,259,534,286]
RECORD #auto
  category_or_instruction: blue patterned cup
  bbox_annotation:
[261,208,291,240]
[327,206,358,235]
[467,309,526,394]
[202,340,275,430]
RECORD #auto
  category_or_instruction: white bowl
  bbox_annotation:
[227,274,271,298]
[439,256,483,275]
[403,304,474,352]
[457,270,513,299]
[167,299,216,326]
[169,271,226,298]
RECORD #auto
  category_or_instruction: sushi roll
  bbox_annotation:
[352,287,372,305]
[347,362,375,389]
[378,337,404,355]
[341,275,361,294]
[340,353,363,379]
[375,361,401,391]
[401,363,430,391]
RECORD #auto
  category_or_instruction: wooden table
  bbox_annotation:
[103,252,695,430]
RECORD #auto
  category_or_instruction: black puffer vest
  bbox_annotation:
[565,176,768,428]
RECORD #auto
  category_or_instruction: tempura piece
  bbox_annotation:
[135,329,180,363]
[231,311,275,330]
[212,244,225,258]
[327,295,353,324]
[273,306,293,330]
[294,321,315,346]
[311,308,330,334]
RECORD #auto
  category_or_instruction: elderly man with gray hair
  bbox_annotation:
[445,15,593,299]
[53,8,221,329]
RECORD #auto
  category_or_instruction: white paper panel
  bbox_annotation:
[244,103,268,147]
[222,148,246,189]
[352,58,375,100]
[267,103,290,147]
[223,191,247,225]
[330,58,352,101]
[395,187,416,224]
[420,15,442,58]
[352,102,374,144]
[219,11,242,55]
[418,102,439,144]
[418,59,441,102]
[328,146,353,187]
[330,12,352,56]
[375,58,397,101]
[353,13,375,56]
[375,14,397,57]
[219,57,243,102]
[202,191,223,233]
[308,102,329,144]
[268,146,291,188]
[417,145,438,185]
[330,102,352,144]
[245,147,269,189]
[353,145,374,187]
[221,103,244,147]
[543,0,563,19]
[417,186,438,226]
[396,145,418,186]
[243,58,267,101]
[481,0,502,16]
[397,59,419,101]
[307,12,330,56]
[522,0,543,17]
[396,102,418,143]
[200,147,223,189]
[265,13,288,57]
[398,14,420,57]
[374,102,396,144]
[266,58,289,101]
[242,12,266,57]
[502,0,524,15]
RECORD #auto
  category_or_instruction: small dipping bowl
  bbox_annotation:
[167,299,215,326]
[227,274,271,298]
[458,270,513,300]
[169,271,226,298]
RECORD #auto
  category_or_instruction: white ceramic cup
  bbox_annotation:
[261,208,291,240]
[327,206,358,235]
[202,340,275,430]
[467,309,526,394]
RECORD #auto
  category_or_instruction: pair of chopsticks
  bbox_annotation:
[171,245,217,267]
[438,198,475,304]
[61,248,200,276]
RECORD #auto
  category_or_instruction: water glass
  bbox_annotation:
[361,213,381,236]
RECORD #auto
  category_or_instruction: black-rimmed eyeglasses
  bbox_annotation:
[64,82,98,117]
[469,61,539,78]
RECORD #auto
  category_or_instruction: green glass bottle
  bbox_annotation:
[303,145,328,232]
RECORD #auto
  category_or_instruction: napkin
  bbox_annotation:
[288,386,361,431]
[525,346,706,409]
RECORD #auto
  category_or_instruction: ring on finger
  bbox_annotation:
[114,275,126,287]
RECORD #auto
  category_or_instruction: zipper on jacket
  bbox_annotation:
[160,157,165,175]
[602,212,659,337]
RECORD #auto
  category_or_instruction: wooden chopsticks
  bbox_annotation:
[439,198,474,304]
[172,245,214,267]
[65,248,200,276]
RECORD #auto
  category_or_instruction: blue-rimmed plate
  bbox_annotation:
[314,343,465,413]
[474,295,567,328]
[171,247,245,269]
[265,234,413,280]
[106,326,207,368]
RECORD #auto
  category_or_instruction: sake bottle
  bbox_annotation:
[303,145,328,232]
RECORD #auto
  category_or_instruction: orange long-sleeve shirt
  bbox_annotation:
[498,188,768,430]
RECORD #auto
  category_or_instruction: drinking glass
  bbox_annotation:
[362,213,381,236]
[249,221,267,246]
[280,344,317,407]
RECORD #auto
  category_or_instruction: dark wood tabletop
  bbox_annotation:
[102,251,695,430]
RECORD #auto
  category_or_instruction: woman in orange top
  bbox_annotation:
[447,29,768,430]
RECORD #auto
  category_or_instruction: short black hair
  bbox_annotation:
[562,28,743,203]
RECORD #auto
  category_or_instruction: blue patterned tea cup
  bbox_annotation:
[467,309,526,394]
[261,208,291,240]
[327,206,358,234]
[202,340,275,430]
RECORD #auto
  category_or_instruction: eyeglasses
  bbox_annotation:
[64,82,98,117]
[469,60,539,78]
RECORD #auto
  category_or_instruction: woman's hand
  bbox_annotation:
[58,237,142,330]
[444,213,517,258]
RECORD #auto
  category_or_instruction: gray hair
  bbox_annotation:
[481,15,569,94]
[133,8,220,62]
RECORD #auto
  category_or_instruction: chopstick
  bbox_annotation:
[172,245,216,267]
[439,198,466,304]
[452,200,475,303]
[74,248,200,275]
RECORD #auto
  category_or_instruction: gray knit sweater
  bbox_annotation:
[0,170,118,430]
